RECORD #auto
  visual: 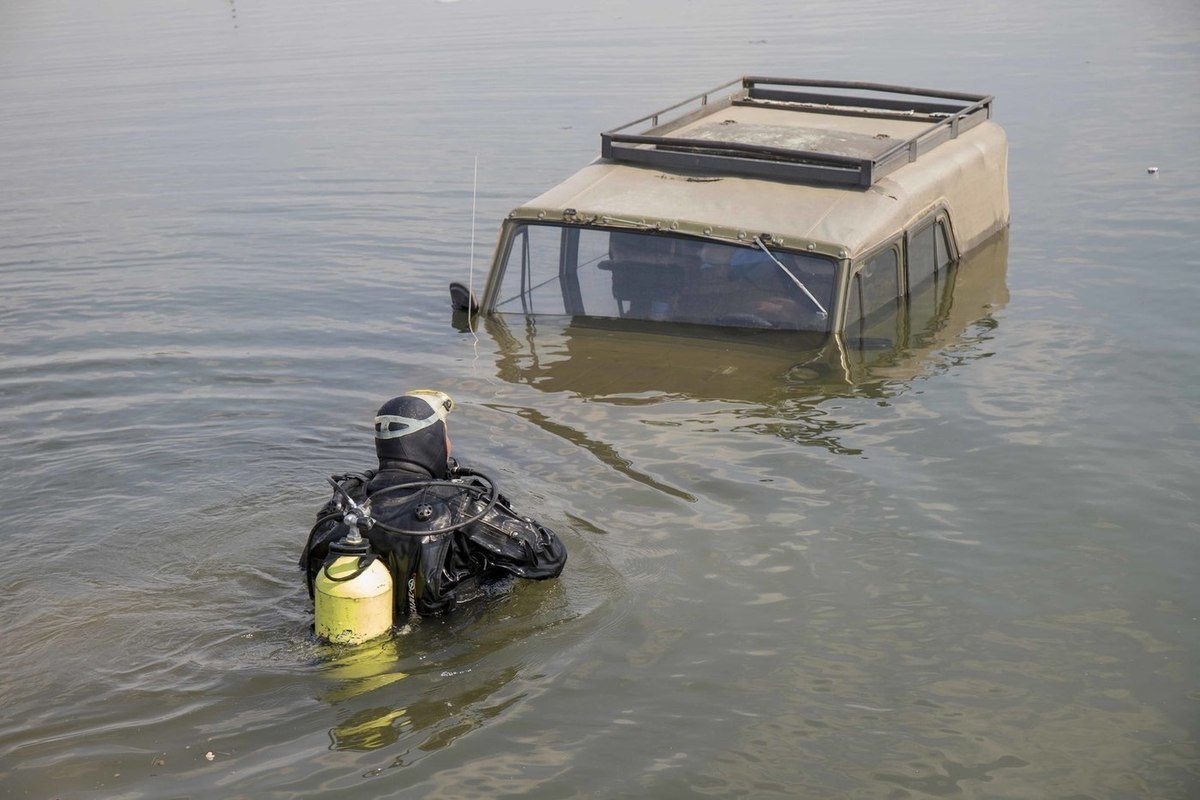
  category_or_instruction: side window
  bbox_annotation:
[906,219,958,339]
[908,224,937,290]
[864,250,902,316]
[933,221,952,270]
[494,224,569,315]
[908,218,954,292]
[846,272,864,336]
[857,246,900,319]
[844,245,899,331]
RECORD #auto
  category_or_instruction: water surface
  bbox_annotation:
[1,0,1198,797]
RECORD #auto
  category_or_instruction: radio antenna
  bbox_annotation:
[468,155,480,343]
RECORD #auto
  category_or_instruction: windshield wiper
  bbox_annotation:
[753,236,828,319]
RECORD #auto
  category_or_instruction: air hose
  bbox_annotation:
[313,468,502,538]
[367,468,500,536]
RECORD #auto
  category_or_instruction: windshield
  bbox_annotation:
[490,224,836,332]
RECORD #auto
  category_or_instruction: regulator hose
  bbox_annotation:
[367,468,500,536]
[326,476,371,519]
[308,468,502,539]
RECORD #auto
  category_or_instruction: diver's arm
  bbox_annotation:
[444,463,567,578]
[463,501,567,580]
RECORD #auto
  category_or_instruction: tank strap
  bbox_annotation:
[321,552,377,583]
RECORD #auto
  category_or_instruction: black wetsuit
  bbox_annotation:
[302,394,566,618]
[300,460,566,617]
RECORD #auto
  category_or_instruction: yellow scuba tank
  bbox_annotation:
[314,520,393,645]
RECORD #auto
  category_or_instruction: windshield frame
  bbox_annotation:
[483,221,844,334]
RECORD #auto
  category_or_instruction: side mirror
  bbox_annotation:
[449,281,479,314]
[449,281,480,332]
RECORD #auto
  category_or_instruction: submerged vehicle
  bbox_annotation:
[482,231,1009,401]
[452,76,1008,338]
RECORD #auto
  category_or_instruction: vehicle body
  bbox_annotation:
[458,76,1009,338]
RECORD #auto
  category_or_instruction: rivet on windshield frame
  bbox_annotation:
[737,231,746,240]
[538,211,545,219]
[703,227,712,235]
[807,243,816,251]
[670,222,678,230]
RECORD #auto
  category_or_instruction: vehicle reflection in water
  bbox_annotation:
[315,583,569,760]
[465,232,1009,456]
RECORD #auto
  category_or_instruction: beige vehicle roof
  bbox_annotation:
[509,81,1009,260]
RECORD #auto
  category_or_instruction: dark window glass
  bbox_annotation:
[846,272,864,334]
[494,224,569,315]
[908,224,937,290]
[857,247,899,318]
[933,221,951,269]
[494,224,834,331]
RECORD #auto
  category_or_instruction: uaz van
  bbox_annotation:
[452,77,1008,341]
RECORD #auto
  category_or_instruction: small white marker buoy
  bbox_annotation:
[1147,167,1159,174]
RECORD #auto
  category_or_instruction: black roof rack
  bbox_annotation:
[600,77,994,188]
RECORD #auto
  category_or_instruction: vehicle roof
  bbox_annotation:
[509,79,1009,260]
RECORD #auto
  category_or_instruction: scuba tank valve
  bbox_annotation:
[314,511,394,645]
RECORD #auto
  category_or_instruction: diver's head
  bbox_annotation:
[373,390,455,477]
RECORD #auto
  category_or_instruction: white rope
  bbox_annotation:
[468,155,480,344]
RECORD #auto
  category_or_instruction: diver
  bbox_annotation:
[300,390,566,620]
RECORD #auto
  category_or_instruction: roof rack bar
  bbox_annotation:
[873,104,990,164]
[744,88,970,117]
[606,145,870,188]
[606,133,869,170]
[741,76,992,104]
[599,76,995,187]
[607,78,744,138]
